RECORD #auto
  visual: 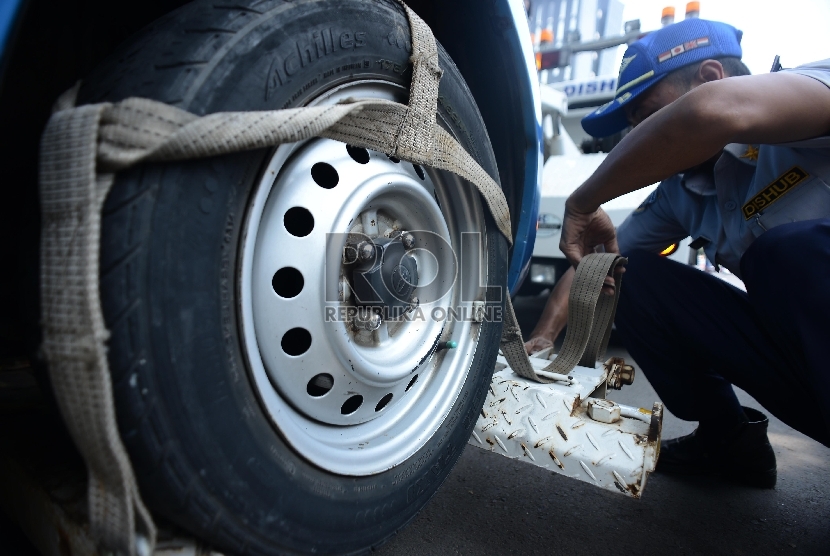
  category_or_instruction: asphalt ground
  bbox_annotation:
[2,292,827,555]
[378,292,830,556]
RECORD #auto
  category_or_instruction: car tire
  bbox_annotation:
[79,0,508,554]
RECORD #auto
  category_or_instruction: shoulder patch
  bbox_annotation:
[742,166,809,220]
[739,145,759,161]
[633,190,659,215]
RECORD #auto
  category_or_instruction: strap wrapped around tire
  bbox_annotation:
[38,1,513,553]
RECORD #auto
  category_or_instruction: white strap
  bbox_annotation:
[40,104,156,553]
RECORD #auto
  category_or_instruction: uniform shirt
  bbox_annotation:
[617,59,830,279]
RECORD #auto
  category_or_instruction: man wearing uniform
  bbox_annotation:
[524,18,830,488]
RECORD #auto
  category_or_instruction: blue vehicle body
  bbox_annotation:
[499,0,543,294]
[0,1,22,54]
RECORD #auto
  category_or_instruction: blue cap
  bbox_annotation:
[581,18,743,138]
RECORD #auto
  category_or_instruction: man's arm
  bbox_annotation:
[524,266,573,354]
[569,72,830,213]
[562,72,830,266]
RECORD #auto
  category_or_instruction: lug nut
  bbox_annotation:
[358,241,375,261]
[355,308,382,331]
[367,313,381,330]
[401,233,415,250]
[343,244,358,264]
[403,296,419,316]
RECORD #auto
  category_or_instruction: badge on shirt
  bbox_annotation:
[633,190,659,215]
[742,166,810,220]
[740,145,759,161]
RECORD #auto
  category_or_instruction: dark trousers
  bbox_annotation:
[615,219,830,448]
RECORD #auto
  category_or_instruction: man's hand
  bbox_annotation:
[523,266,574,355]
[559,201,619,267]
[524,335,554,355]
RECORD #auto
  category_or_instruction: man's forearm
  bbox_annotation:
[528,266,574,341]
[569,85,729,212]
[569,73,830,213]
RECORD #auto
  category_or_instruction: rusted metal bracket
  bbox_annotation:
[469,350,662,498]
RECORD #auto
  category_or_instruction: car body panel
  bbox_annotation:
[0,0,23,81]
[0,0,23,57]
[498,0,543,295]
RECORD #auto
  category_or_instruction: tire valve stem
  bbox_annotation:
[438,340,458,351]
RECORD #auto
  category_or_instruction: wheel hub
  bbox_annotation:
[350,234,419,319]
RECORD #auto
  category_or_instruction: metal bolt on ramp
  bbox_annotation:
[469,350,663,498]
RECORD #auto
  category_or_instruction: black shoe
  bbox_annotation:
[657,407,777,489]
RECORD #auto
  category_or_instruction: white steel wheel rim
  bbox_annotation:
[239,82,489,475]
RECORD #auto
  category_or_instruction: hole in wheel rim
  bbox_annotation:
[412,164,425,180]
[272,267,304,298]
[311,162,339,188]
[375,393,393,412]
[405,375,418,391]
[346,144,370,164]
[281,328,311,356]
[341,395,363,415]
[307,374,334,397]
[284,207,314,237]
